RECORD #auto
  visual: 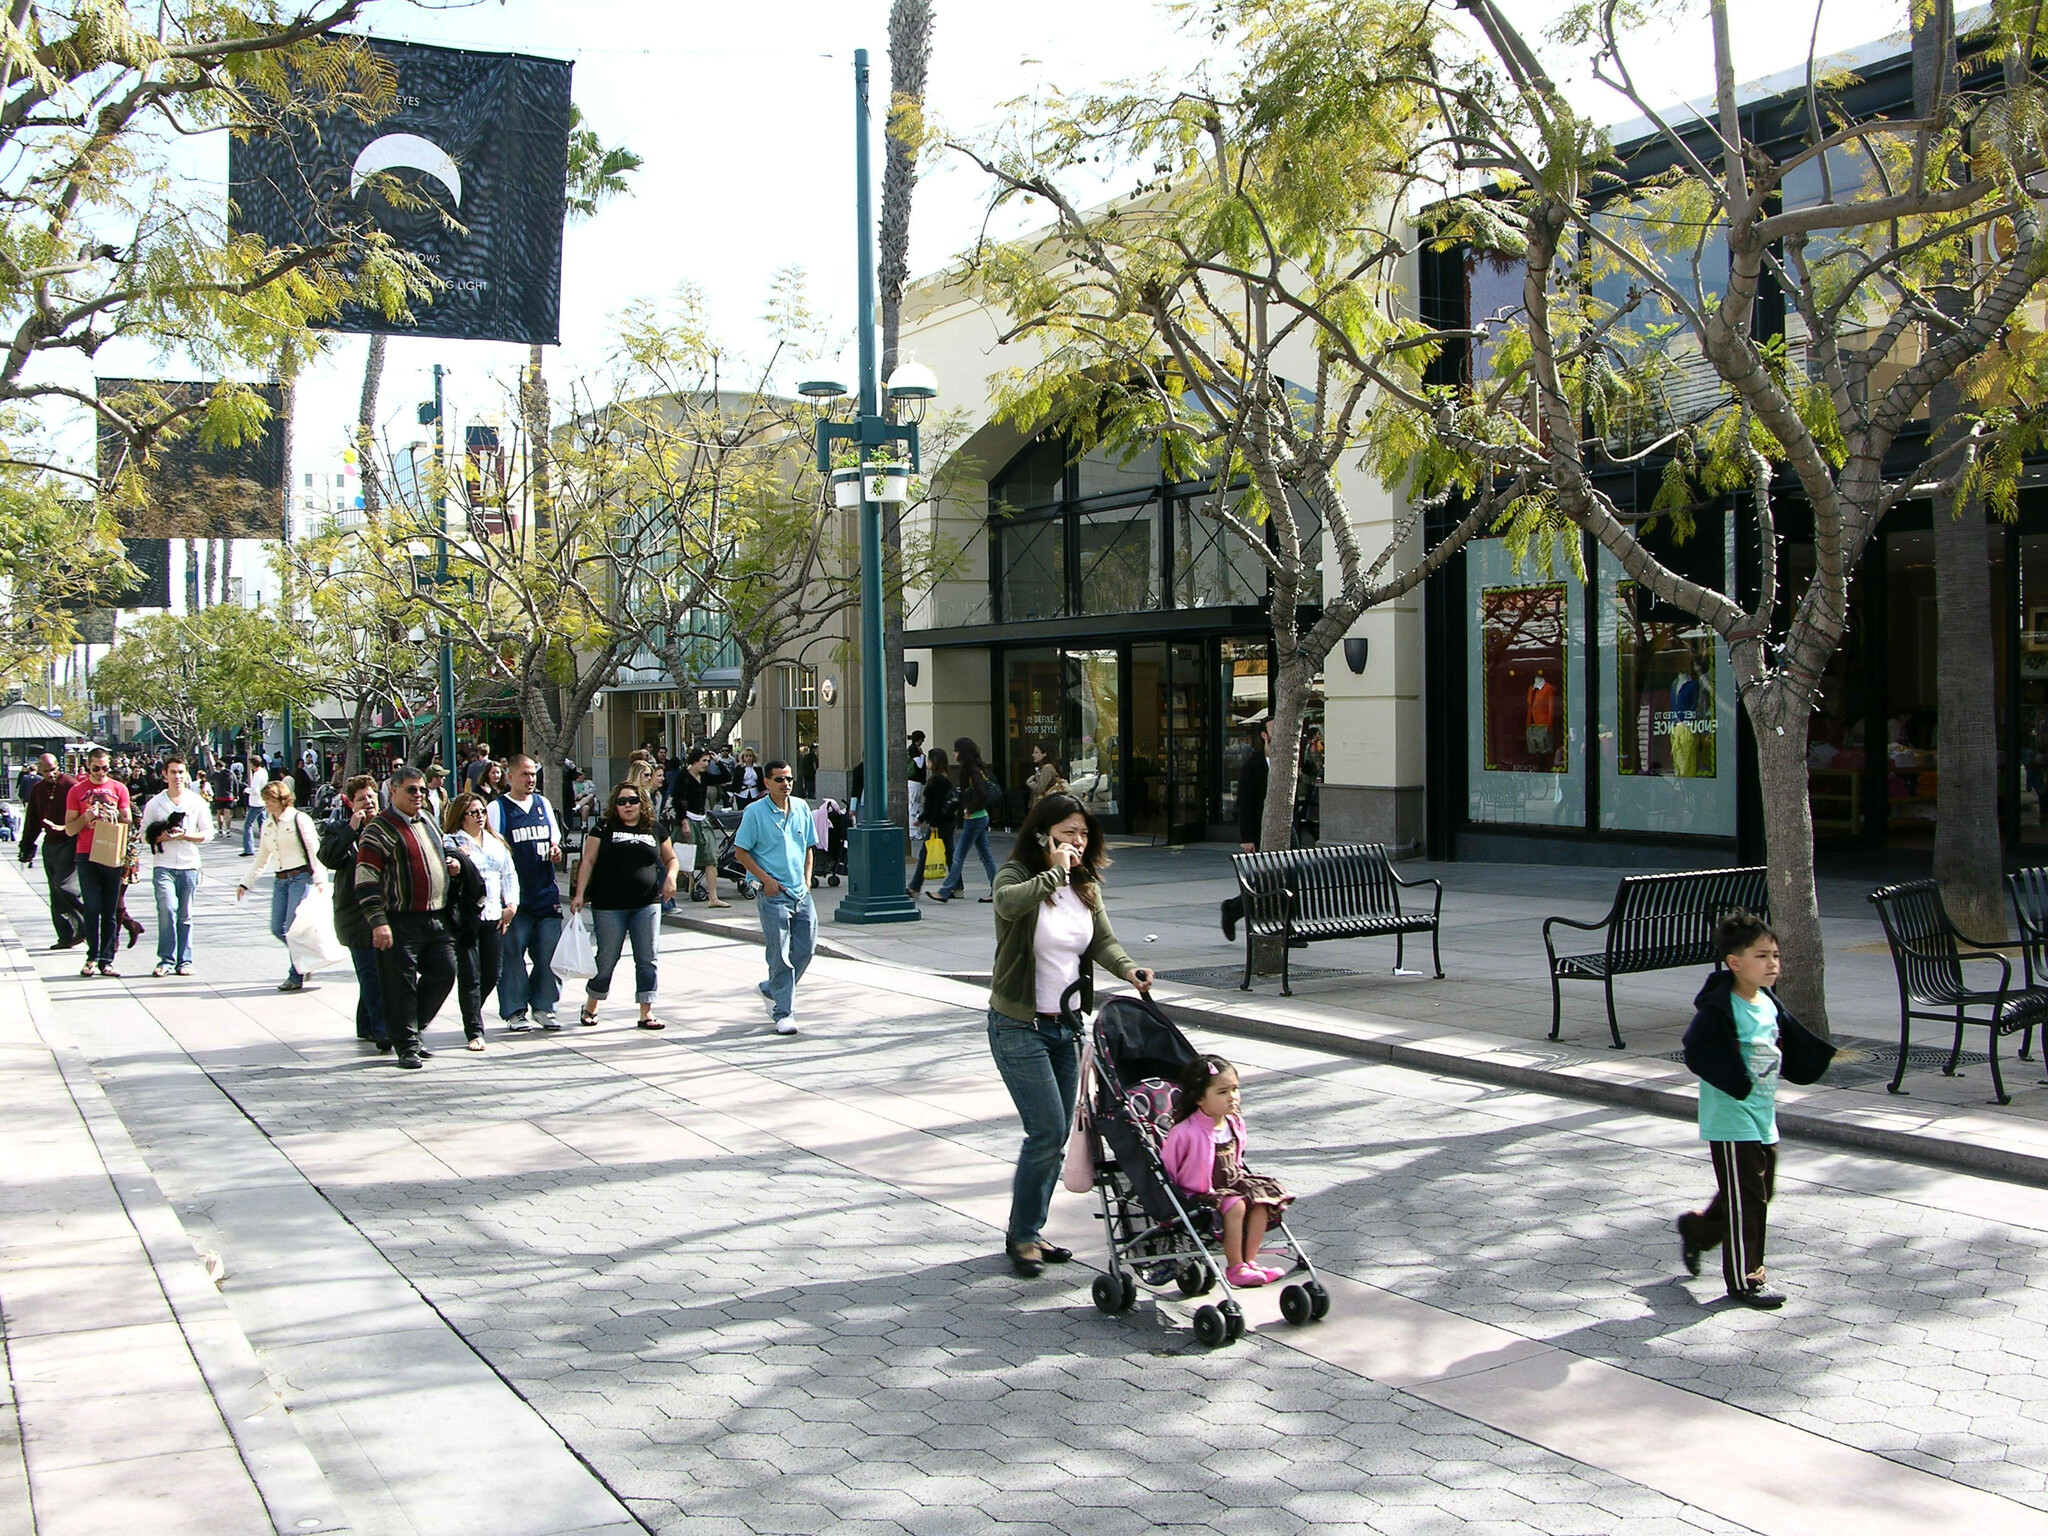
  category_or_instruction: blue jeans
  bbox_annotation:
[349,941,387,1043]
[939,816,997,897]
[589,904,659,1004]
[152,867,200,967]
[269,870,312,984]
[499,906,562,1020]
[757,889,816,1022]
[78,859,123,966]
[987,1010,1082,1245]
[242,805,265,855]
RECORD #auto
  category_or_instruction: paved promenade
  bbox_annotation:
[6,836,2048,1535]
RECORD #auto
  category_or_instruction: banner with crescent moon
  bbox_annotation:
[229,37,573,346]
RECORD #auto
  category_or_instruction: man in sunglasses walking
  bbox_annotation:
[732,759,817,1035]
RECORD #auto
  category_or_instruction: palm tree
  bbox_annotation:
[525,105,644,521]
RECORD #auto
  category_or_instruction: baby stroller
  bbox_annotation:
[1074,984,1328,1347]
[708,808,757,899]
[809,799,851,888]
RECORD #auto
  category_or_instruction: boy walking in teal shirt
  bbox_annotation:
[1678,911,1834,1309]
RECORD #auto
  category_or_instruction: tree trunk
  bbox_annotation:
[219,541,232,606]
[358,333,386,525]
[523,345,551,530]
[879,0,933,834]
[1933,490,2005,936]
[1751,708,1829,1030]
[183,537,199,612]
[202,539,216,607]
[344,698,369,780]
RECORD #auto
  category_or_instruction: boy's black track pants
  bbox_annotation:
[1680,1140,1775,1294]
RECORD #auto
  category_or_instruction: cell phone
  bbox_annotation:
[1036,832,1052,849]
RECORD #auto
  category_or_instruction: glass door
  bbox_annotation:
[1167,642,1209,841]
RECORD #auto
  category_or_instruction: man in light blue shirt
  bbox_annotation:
[733,759,818,1035]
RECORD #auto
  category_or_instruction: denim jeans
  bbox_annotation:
[349,940,387,1043]
[589,904,659,1004]
[987,1009,1081,1245]
[499,906,562,1020]
[152,866,200,967]
[78,859,123,965]
[757,888,815,1022]
[269,869,313,984]
[938,816,997,897]
[242,804,265,855]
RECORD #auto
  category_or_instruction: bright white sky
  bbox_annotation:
[71,0,1912,481]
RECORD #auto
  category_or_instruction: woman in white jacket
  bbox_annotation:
[445,792,517,1051]
[236,778,326,993]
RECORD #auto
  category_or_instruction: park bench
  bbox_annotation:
[1230,843,1442,997]
[1868,878,2048,1107]
[1542,866,1769,1050]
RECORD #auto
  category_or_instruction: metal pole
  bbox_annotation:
[835,46,918,924]
[435,363,456,773]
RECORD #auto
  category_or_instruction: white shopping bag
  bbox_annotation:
[675,842,696,873]
[552,913,598,979]
[284,893,347,975]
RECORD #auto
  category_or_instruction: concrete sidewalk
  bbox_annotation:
[668,837,2048,1184]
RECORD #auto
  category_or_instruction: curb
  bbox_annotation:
[0,882,351,1536]
[1151,985,2048,1189]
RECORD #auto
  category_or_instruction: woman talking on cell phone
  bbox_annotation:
[986,791,1154,1277]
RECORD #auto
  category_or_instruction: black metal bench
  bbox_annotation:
[1869,878,2048,1106]
[1543,866,1769,1050]
[1230,843,1442,996]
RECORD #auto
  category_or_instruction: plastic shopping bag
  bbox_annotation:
[675,841,697,873]
[552,912,598,979]
[284,893,347,975]
[922,832,948,882]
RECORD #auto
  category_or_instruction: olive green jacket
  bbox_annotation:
[989,858,1137,1024]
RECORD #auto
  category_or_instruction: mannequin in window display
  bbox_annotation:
[1525,672,1557,762]
[1668,666,1701,778]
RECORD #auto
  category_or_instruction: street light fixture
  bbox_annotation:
[811,47,933,926]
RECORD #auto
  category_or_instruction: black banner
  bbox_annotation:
[112,539,172,610]
[229,37,572,346]
[96,381,287,541]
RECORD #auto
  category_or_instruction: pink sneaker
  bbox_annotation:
[1225,1263,1268,1288]
[1260,1265,1290,1283]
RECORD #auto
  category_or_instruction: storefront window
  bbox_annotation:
[991,436,1066,511]
[1466,539,1586,826]
[1075,441,1160,500]
[1173,495,1267,607]
[1066,649,1121,815]
[1076,503,1160,614]
[1597,541,1737,836]
[997,514,1065,621]
[1219,639,1270,825]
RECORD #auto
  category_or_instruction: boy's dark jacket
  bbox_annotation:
[1682,970,1836,1099]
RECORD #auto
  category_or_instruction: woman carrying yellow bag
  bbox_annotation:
[907,746,956,896]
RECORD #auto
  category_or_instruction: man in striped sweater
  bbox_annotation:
[354,766,459,1068]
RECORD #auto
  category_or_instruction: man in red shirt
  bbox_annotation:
[18,751,83,950]
[62,749,131,976]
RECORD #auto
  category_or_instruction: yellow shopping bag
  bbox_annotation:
[922,831,948,882]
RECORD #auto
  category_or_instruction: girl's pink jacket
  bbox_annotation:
[1160,1113,1247,1196]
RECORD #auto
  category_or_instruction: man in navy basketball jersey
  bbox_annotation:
[486,754,565,1031]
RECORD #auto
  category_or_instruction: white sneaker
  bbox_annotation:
[776,1015,798,1035]
[537,1012,562,1032]
[506,1012,532,1032]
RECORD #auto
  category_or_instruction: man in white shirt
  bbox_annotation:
[142,754,214,976]
[242,756,269,857]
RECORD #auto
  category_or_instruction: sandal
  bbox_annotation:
[80,961,96,978]
[579,1004,600,1027]
[637,1017,665,1031]
[465,1036,486,1052]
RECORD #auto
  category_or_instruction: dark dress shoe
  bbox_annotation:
[396,1053,424,1070]
[1677,1216,1702,1278]
[1006,1241,1044,1277]
[1037,1243,1073,1264]
[277,977,304,993]
[1731,1284,1785,1309]
[373,1040,393,1054]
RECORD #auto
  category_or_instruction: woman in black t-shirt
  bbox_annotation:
[569,782,681,1030]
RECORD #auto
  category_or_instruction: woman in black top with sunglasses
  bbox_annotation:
[569,781,682,1030]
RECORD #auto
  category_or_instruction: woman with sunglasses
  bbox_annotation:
[568,782,681,1030]
[444,791,516,1050]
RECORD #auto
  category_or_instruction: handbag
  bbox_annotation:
[922,830,947,881]
[1061,1041,1098,1194]
[552,912,599,979]
[285,893,347,974]
[88,816,129,868]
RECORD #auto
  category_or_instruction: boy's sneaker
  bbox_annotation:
[775,1015,798,1035]
[1732,1282,1786,1310]
[505,1012,531,1032]
[1677,1216,1702,1278]
[537,1012,562,1032]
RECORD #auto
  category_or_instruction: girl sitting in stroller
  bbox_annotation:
[1160,1054,1294,1288]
